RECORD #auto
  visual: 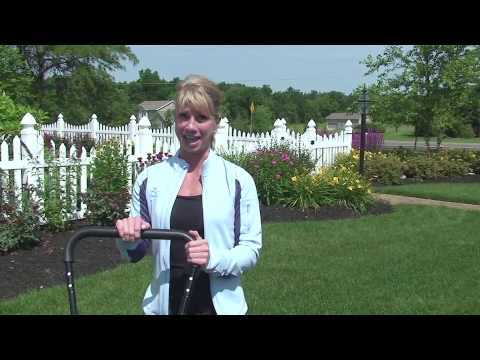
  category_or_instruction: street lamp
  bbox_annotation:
[357,85,372,175]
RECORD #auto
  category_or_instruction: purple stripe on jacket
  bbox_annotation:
[234,179,241,246]
[126,177,151,263]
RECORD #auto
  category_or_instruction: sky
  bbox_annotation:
[111,45,389,95]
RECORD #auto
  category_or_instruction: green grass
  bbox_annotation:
[0,258,151,315]
[2,205,480,314]
[375,182,480,205]
[383,125,480,143]
[383,125,416,141]
[287,123,307,134]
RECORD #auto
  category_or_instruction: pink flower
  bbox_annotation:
[281,153,290,161]
[272,160,277,165]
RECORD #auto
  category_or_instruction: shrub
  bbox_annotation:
[0,184,42,253]
[318,165,375,213]
[223,144,374,213]
[34,148,79,232]
[334,150,404,185]
[241,142,315,206]
[83,139,130,226]
[276,163,374,213]
[219,150,254,171]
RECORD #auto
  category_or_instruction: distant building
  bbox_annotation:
[138,100,176,129]
[325,112,371,131]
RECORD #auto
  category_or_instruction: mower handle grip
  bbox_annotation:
[64,226,194,263]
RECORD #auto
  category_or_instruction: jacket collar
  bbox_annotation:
[173,149,218,177]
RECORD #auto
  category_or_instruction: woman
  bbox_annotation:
[116,75,262,315]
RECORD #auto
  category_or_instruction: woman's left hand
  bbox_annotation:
[185,230,210,267]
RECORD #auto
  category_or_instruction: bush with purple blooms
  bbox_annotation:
[136,152,173,174]
[352,129,384,151]
[223,143,375,213]
[226,143,315,206]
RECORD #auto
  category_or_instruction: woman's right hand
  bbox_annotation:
[116,216,151,242]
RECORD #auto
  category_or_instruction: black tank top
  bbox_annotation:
[169,194,216,315]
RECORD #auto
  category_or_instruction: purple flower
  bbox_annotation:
[281,153,290,161]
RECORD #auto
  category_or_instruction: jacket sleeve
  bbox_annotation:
[115,169,151,263]
[205,171,262,277]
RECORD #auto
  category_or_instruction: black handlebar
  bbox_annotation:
[64,226,194,262]
[64,226,197,315]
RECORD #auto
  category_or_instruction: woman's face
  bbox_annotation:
[175,105,217,156]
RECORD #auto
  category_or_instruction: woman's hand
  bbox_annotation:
[116,216,151,242]
[185,230,210,267]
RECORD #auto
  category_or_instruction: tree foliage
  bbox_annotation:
[363,45,480,146]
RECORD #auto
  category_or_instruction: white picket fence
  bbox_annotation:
[0,112,352,220]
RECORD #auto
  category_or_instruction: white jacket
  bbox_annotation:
[116,150,262,315]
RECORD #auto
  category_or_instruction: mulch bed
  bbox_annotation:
[0,201,393,301]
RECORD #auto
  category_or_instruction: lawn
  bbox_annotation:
[375,182,480,205]
[383,125,480,144]
[1,205,479,315]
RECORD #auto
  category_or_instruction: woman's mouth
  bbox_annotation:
[183,134,201,145]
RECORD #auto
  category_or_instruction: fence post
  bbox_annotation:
[129,115,138,155]
[57,113,65,139]
[272,118,287,143]
[305,119,317,147]
[20,112,38,158]
[20,113,40,199]
[90,114,98,141]
[344,120,353,152]
[215,117,229,153]
[138,115,153,157]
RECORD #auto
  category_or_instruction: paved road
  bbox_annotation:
[383,140,480,150]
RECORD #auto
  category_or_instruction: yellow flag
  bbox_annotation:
[250,101,255,113]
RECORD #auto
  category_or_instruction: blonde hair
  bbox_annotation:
[175,75,223,123]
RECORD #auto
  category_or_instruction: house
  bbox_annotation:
[138,100,176,129]
[325,112,371,131]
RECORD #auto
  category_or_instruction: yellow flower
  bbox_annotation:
[348,186,354,191]
[367,189,372,194]
[357,184,362,189]
[355,179,360,183]
[291,176,298,182]
[333,176,339,183]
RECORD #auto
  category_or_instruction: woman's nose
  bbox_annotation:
[185,115,197,129]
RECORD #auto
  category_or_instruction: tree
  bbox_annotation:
[15,45,138,109]
[251,104,274,133]
[0,92,48,139]
[0,46,34,104]
[363,45,480,147]
[46,66,135,125]
[127,68,176,105]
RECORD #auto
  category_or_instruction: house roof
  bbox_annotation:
[326,112,361,121]
[139,100,175,111]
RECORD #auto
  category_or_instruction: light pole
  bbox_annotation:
[357,85,372,175]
